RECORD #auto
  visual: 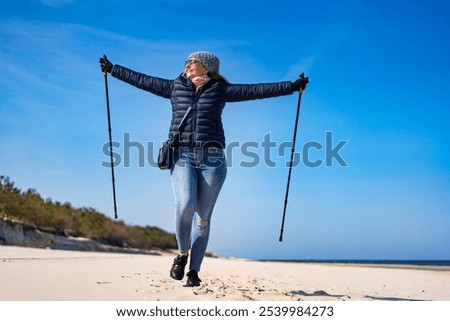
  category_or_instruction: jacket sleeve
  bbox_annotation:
[111,65,173,99]
[224,81,294,102]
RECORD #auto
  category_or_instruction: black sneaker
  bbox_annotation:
[170,254,188,280]
[185,270,201,287]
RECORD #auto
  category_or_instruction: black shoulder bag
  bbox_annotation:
[157,106,192,170]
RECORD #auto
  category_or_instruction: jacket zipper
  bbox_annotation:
[191,88,202,147]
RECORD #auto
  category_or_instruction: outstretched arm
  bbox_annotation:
[224,81,294,102]
[224,74,309,102]
[99,56,173,99]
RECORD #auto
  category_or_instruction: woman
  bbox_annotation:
[100,51,307,287]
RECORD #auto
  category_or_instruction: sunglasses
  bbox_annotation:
[185,58,204,67]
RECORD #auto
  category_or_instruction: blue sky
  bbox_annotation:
[1,0,449,260]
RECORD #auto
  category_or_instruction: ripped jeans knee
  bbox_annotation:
[196,217,209,227]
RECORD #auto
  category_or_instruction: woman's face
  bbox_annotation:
[185,59,208,79]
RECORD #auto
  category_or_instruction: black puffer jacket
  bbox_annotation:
[112,65,294,148]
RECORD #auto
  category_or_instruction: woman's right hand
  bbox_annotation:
[99,55,113,74]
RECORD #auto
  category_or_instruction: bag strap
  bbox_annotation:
[176,105,192,131]
[176,90,202,131]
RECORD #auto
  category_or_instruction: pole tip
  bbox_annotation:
[279,235,283,242]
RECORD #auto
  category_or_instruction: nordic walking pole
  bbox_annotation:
[102,54,118,220]
[279,73,309,242]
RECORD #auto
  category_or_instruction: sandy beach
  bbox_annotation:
[1,245,449,301]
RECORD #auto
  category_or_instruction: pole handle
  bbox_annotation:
[101,54,109,76]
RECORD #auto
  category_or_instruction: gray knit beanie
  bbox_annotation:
[187,51,220,74]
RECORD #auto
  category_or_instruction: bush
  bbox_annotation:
[0,175,176,250]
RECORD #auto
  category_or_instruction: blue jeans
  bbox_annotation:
[170,147,227,272]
